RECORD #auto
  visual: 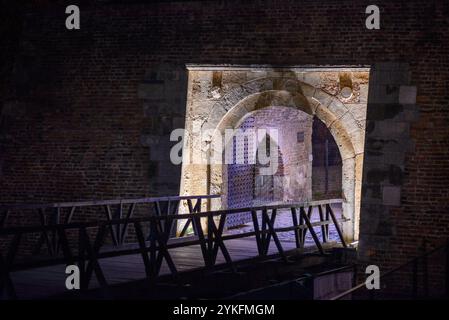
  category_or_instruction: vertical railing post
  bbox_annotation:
[78,227,87,290]
[103,205,118,246]
[445,239,449,297]
[52,207,61,255]
[352,264,358,288]
[0,210,9,228]
[317,205,327,243]
[116,201,123,245]
[290,207,301,249]
[369,288,375,300]
[421,240,428,298]
[412,258,418,299]
[326,204,347,248]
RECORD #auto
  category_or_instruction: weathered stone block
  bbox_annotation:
[371,121,409,138]
[246,71,267,81]
[347,103,368,123]
[313,89,333,107]
[172,116,185,129]
[367,103,404,120]
[389,70,409,85]
[302,72,322,87]
[382,186,401,206]
[143,100,167,116]
[358,84,370,103]
[399,85,417,104]
[327,98,348,119]
[368,84,399,104]
[140,134,160,146]
[138,83,165,99]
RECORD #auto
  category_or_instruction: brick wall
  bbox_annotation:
[0,0,448,274]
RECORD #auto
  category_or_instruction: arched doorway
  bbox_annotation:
[180,66,369,242]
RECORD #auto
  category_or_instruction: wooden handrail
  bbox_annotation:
[0,199,344,235]
[0,194,220,210]
[0,199,346,299]
[331,239,449,300]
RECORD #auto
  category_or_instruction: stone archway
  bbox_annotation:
[180,66,370,242]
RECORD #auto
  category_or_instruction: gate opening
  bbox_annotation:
[179,65,370,242]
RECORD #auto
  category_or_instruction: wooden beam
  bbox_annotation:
[104,205,118,246]
[326,204,347,248]
[300,207,324,254]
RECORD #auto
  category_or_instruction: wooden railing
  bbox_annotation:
[0,198,345,299]
[331,239,449,300]
[0,195,219,254]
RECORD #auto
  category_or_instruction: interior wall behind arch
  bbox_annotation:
[312,117,343,200]
[226,106,313,225]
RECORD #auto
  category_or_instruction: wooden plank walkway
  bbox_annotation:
[9,236,300,300]
[2,200,345,300]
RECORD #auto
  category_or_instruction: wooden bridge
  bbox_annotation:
[0,195,347,300]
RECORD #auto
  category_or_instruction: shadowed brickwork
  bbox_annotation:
[0,0,448,274]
